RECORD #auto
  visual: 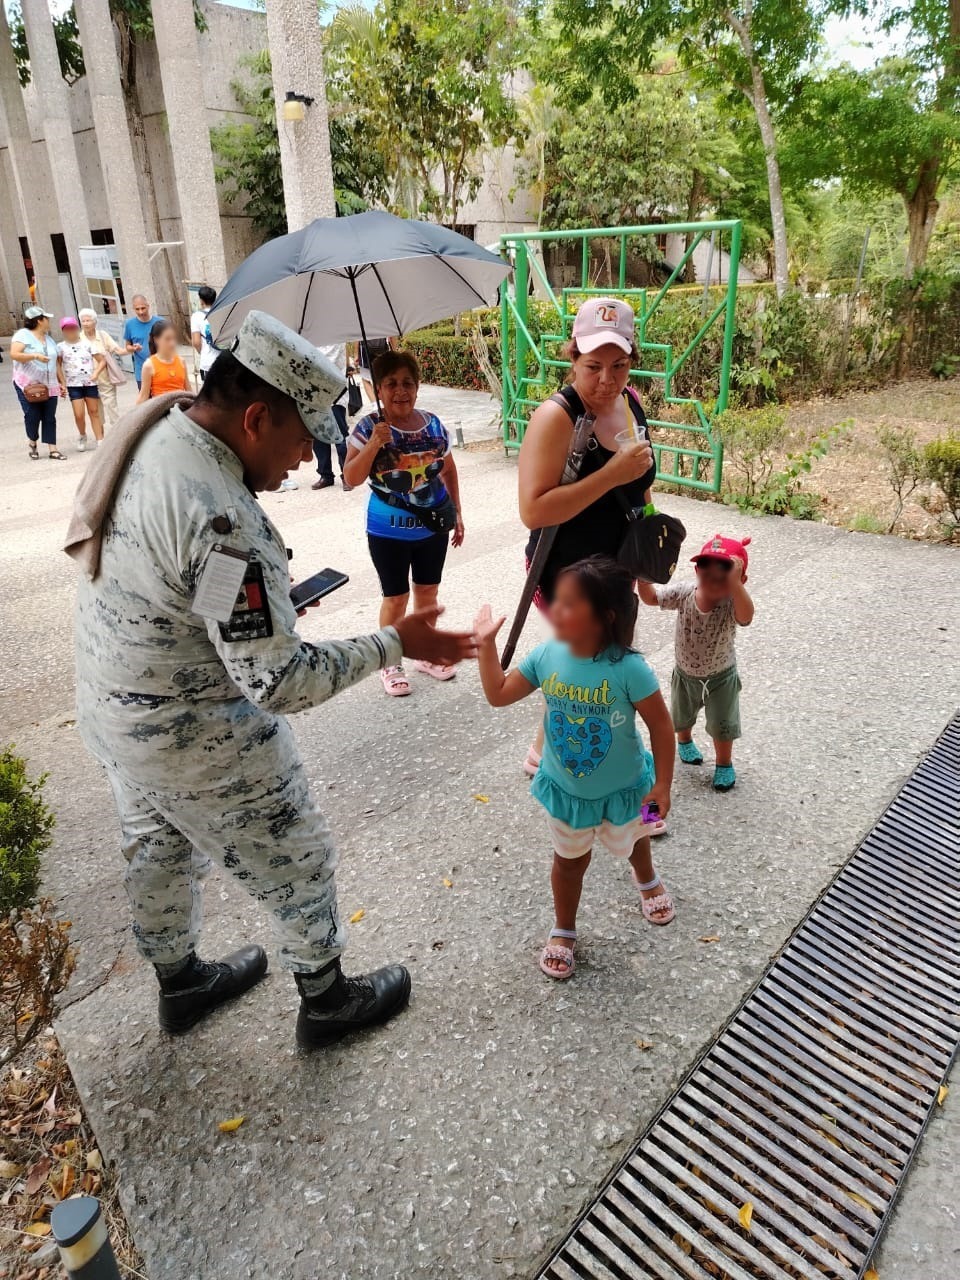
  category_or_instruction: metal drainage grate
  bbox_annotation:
[537,714,960,1280]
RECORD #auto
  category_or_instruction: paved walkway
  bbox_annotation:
[1,377,958,1278]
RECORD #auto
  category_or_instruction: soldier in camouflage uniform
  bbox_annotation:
[69,311,477,1048]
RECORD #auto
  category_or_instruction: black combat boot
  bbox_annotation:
[156,945,268,1034]
[295,959,411,1049]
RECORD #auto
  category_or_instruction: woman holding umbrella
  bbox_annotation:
[344,351,465,696]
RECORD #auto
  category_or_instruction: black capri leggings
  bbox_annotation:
[368,532,448,598]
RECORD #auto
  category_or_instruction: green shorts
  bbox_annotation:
[671,664,741,742]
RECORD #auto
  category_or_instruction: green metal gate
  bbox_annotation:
[499,220,742,493]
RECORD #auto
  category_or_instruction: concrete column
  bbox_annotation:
[150,0,227,285]
[265,0,336,231]
[20,0,92,311]
[73,0,156,313]
[0,151,30,318]
[0,2,60,309]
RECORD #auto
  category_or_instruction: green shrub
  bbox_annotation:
[922,433,960,538]
[876,425,923,532]
[715,405,791,500]
[848,511,887,534]
[722,419,850,519]
[404,332,501,391]
[0,748,55,917]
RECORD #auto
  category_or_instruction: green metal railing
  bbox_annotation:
[499,220,742,493]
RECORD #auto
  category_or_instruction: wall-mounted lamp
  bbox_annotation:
[282,91,315,123]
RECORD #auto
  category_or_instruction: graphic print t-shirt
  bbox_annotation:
[350,411,451,541]
[57,340,97,386]
[517,641,659,804]
[655,580,739,677]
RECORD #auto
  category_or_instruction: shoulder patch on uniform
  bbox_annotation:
[218,559,274,642]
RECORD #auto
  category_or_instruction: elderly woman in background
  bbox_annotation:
[10,306,66,460]
[79,308,126,429]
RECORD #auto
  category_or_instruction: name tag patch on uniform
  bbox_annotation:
[192,544,250,622]
[218,559,274,642]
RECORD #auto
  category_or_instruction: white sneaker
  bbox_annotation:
[77,437,87,452]
[279,477,299,492]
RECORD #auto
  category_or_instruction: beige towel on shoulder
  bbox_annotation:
[64,391,195,580]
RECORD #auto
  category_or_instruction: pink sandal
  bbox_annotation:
[632,871,675,925]
[539,928,577,980]
[380,665,411,697]
[410,659,456,681]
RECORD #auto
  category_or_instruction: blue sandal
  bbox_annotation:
[678,740,703,765]
[713,764,736,791]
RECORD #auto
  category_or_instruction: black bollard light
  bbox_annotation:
[50,1196,122,1280]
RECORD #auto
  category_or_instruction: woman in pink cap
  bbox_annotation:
[517,297,657,777]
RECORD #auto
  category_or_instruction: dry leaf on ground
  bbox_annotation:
[864,1268,879,1280]
[442,878,453,888]
[738,1201,753,1230]
[348,909,365,924]
[635,1039,654,1051]
[472,794,489,803]
[699,935,721,944]
[938,1084,949,1106]
[24,1157,52,1195]
[217,1116,245,1133]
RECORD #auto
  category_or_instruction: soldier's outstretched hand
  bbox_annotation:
[394,605,478,668]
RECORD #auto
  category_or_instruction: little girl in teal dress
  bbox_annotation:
[476,555,676,979]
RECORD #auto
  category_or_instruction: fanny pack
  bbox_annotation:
[23,381,50,403]
[377,488,458,534]
[613,494,686,583]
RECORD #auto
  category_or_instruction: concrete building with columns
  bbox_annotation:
[0,0,269,334]
[0,0,537,337]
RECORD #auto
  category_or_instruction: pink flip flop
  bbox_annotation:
[539,928,577,980]
[410,659,456,681]
[632,871,676,925]
[380,665,411,696]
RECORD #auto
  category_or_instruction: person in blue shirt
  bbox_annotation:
[122,293,163,386]
[476,556,676,980]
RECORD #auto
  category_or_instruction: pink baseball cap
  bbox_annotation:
[572,297,636,355]
[59,315,79,329]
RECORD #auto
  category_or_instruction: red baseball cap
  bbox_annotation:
[692,534,751,576]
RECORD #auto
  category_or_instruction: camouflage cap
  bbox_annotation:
[231,309,346,443]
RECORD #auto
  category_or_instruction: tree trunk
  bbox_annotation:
[747,64,789,298]
[683,168,704,282]
[725,6,790,298]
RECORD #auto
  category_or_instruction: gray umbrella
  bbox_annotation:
[207,210,511,349]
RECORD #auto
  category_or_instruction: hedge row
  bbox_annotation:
[403,277,960,403]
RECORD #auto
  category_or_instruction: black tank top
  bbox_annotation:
[524,385,656,604]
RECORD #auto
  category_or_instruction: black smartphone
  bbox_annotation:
[290,568,350,610]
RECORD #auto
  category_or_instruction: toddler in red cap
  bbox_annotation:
[638,535,754,790]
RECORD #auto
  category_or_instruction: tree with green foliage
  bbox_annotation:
[543,0,841,297]
[327,0,523,226]
[8,1,84,85]
[786,44,960,281]
[537,66,734,240]
[211,51,384,240]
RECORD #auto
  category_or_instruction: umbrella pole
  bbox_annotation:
[348,269,384,417]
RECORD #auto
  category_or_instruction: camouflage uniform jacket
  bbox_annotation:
[75,405,399,788]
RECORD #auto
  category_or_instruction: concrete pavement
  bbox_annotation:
[1,375,958,1278]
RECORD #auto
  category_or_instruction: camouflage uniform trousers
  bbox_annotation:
[104,721,344,973]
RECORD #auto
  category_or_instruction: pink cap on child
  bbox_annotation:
[59,316,80,330]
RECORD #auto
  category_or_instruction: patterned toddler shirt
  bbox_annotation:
[57,339,98,387]
[655,580,740,678]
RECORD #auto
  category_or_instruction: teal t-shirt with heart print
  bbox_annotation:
[518,641,660,828]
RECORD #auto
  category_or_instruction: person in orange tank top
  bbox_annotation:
[137,320,190,401]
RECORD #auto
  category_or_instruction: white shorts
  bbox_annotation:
[546,813,651,860]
